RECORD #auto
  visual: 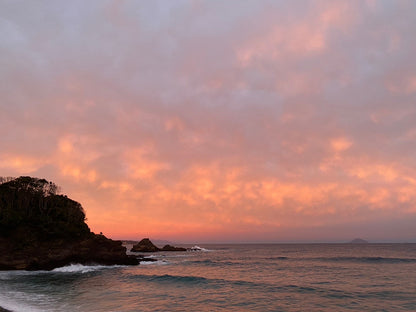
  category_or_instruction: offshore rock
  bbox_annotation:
[0,176,139,270]
[161,244,187,251]
[130,238,187,252]
[131,238,160,252]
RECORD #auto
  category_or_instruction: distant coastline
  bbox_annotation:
[348,238,369,244]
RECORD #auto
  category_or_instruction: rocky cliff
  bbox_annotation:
[0,176,139,270]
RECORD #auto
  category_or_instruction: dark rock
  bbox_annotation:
[0,176,139,270]
[131,238,160,252]
[161,244,186,251]
[130,238,187,252]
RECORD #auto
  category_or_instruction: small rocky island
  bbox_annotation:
[131,238,186,252]
[0,176,139,270]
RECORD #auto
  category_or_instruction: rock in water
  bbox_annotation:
[161,244,187,251]
[130,238,187,252]
[131,238,160,252]
[0,176,139,270]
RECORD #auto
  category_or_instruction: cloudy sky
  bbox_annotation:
[1,0,416,242]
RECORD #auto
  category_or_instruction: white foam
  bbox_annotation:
[189,245,210,252]
[52,263,122,273]
[140,260,169,265]
[159,254,191,258]
[0,293,44,312]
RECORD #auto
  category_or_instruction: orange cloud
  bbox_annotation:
[2,1,416,242]
[0,154,46,173]
[331,137,353,152]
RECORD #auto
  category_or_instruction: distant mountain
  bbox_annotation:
[348,238,369,244]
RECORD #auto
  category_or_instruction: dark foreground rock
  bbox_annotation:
[0,233,139,270]
[0,177,139,270]
[131,238,186,252]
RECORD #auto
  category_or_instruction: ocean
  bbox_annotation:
[1,243,415,311]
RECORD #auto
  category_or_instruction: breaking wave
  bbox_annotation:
[52,264,124,273]
[140,260,169,266]
[189,245,210,252]
[319,257,416,264]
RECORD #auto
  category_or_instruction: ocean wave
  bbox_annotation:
[127,273,270,290]
[0,270,51,279]
[189,245,210,252]
[140,260,169,265]
[187,259,217,265]
[126,273,219,286]
[320,256,416,264]
[0,264,112,279]
[52,263,124,273]
[148,274,214,285]
[266,256,289,260]
[185,259,237,267]
[158,253,191,258]
[0,294,44,312]
[136,254,158,258]
[139,274,340,296]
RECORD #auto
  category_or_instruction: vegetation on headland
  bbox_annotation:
[0,176,138,270]
[0,176,89,240]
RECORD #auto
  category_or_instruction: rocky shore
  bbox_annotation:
[0,232,139,270]
[0,177,139,270]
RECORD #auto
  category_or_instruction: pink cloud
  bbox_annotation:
[1,1,416,242]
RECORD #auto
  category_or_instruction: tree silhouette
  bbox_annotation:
[0,176,90,239]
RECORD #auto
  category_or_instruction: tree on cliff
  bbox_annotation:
[0,177,15,185]
[0,176,89,239]
[0,176,139,270]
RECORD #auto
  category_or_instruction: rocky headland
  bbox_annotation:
[0,176,139,270]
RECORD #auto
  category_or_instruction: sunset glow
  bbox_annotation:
[1,1,416,242]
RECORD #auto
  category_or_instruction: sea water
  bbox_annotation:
[1,244,416,311]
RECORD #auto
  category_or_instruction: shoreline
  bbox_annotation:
[0,307,12,312]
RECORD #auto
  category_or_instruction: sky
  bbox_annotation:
[1,0,416,243]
